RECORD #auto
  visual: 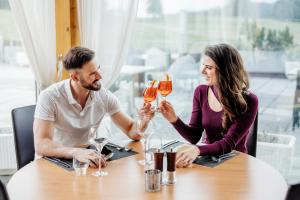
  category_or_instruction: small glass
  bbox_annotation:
[73,151,89,176]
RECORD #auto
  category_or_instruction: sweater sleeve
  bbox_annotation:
[171,86,204,144]
[198,94,258,156]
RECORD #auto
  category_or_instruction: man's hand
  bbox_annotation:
[74,149,107,168]
[139,103,155,121]
[34,116,108,167]
[176,145,200,168]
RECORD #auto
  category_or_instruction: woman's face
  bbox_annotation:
[201,55,218,86]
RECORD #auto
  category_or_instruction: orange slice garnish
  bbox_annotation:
[150,80,157,88]
[166,74,170,81]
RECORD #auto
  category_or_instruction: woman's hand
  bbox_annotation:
[176,145,200,168]
[159,100,178,123]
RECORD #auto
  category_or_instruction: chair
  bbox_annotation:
[286,183,300,200]
[11,105,36,169]
[246,113,258,157]
[0,179,9,200]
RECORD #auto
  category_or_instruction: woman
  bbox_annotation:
[159,43,258,168]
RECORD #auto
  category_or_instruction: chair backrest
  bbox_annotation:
[0,179,9,200]
[246,113,258,157]
[286,183,300,200]
[11,105,36,169]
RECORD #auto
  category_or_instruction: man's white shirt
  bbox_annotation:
[34,79,120,148]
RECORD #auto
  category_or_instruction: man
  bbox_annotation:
[33,46,153,167]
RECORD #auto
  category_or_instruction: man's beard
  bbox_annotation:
[80,79,101,91]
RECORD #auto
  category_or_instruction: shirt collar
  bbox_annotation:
[87,91,96,105]
[64,79,77,105]
[64,79,98,105]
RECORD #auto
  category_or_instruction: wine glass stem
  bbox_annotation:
[144,137,147,157]
[159,136,163,151]
[98,145,103,172]
[98,157,102,172]
[145,136,149,163]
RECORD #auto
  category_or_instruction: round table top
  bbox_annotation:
[7,141,288,200]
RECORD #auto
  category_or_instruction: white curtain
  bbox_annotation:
[8,0,56,90]
[77,0,139,88]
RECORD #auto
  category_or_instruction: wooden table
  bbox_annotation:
[7,141,288,200]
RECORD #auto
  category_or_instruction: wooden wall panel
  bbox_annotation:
[55,0,80,80]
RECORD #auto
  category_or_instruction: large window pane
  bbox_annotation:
[0,0,35,172]
[115,0,300,183]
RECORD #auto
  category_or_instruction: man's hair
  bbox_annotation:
[63,46,95,70]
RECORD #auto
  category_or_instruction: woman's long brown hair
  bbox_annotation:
[204,44,249,130]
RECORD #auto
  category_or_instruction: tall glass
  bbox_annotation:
[89,127,109,177]
[92,137,108,177]
[137,114,155,166]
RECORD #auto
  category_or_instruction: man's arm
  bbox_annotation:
[110,111,142,141]
[33,118,80,159]
[34,119,105,167]
[33,90,79,159]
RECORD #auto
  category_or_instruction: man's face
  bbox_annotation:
[77,61,102,91]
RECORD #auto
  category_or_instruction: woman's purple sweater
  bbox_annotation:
[172,85,258,156]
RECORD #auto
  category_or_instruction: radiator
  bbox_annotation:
[0,134,17,169]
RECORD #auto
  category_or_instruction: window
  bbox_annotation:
[0,1,35,133]
[117,0,300,183]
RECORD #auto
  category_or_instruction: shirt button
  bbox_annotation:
[80,112,84,116]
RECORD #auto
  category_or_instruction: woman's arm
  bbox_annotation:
[160,87,204,144]
[172,117,203,145]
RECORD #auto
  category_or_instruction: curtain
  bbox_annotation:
[77,0,139,88]
[8,0,56,90]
